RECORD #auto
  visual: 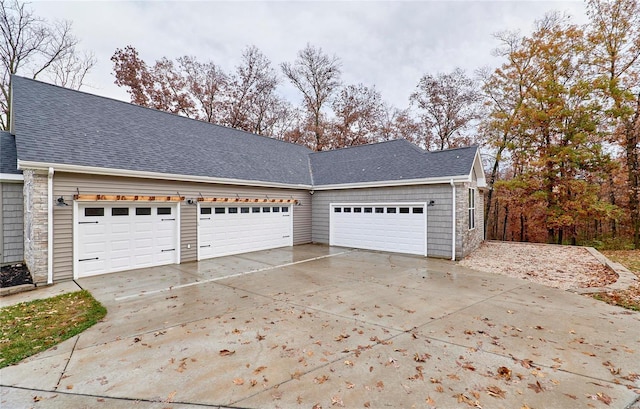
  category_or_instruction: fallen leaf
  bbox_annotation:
[376,380,384,390]
[344,360,354,366]
[233,378,244,385]
[66,385,73,390]
[414,352,431,362]
[364,402,371,408]
[528,381,544,393]
[346,381,355,389]
[335,334,350,342]
[219,349,236,356]
[331,395,344,407]
[596,392,612,405]
[314,375,329,384]
[486,385,506,399]
[291,370,303,380]
[497,366,512,380]
[564,393,577,400]
[426,396,435,405]
[312,404,322,409]
[435,385,444,393]
[253,366,267,375]
[164,391,176,402]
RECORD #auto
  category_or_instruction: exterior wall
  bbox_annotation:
[457,182,484,259]
[51,172,312,281]
[23,170,49,284]
[1,181,25,264]
[311,184,454,258]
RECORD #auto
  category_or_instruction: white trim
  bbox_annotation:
[450,179,456,261]
[17,160,312,190]
[314,176,470,191]
[175,202,181,264]
[72,199,79,280]
[0,173,23,182]
[196,202,201,261]
[47,167,53,284]
[329,202,428,257]
[470,150,487,188]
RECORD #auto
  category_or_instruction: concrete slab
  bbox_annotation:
[1,244,639,409]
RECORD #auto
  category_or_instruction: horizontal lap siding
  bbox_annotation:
[2,182,24,264]
[53,173,311,281]
[311,184,453,258]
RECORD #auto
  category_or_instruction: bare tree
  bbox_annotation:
[378,106,422,144]
[178,55,227,123]
[281,44,342,151]
[330,83,385,148]
[0,0,95,130]
[410,68,481,150]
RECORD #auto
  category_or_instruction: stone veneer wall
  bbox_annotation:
[23,169,49,284]
[456,181,484,259]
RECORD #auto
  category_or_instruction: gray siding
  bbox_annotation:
[52,173,311,281]
[311,184,454,258]
[1,182,24,264]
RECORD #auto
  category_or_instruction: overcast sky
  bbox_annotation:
[31,1,589,109]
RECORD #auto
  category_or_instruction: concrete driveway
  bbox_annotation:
[2,244,639,409]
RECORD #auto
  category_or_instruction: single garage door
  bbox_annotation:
[330,203,426,256]
[76,203,179,278]
[198,204,292,260]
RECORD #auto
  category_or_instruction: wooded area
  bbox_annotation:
[1,0,638,248]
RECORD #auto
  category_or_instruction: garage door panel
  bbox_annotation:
[77,204,178,278]
[198,205,292,260]
[330,204,426,256]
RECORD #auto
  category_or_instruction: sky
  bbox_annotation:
[30,1,589,109]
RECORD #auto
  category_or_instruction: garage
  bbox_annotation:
[329,203,427,256]
[75,203,179,278]
[198,203,293,260]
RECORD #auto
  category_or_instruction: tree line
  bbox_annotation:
[1,0,638,248]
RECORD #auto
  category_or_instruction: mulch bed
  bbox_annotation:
[1,263,33,288]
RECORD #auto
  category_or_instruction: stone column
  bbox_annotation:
[23,169,49,284]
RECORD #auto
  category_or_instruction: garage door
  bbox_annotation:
[198,204,292,260]
[330,203,426,256]
[76,203,179,278]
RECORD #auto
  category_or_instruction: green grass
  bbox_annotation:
[0,290,106,368]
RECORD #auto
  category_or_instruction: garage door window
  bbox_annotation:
[399,207,410,214]
[364,207,372,213]
[112,207,129,216]
[334,207,342,213]
[263,207,271,212]
[344,208,351,213]
[252,207,260,213]
[214,208,224,214]
[273,207,280,212]
[241,207,250,213]
[157,207,171,215]
[354,207,362,213]
[136,207,151,216]
[282,207,289,212]
[84,207,104,217]
[387,207,396,213]
[412,207,424,214]
[201,207,212,215]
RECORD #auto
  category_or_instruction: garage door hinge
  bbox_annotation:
[161,249,176,252]
[78,257,99,262]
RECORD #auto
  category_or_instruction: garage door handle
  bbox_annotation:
[79,221,99,224]
[78,257,99,262]
[283,235,290,238]
[161,249,175,253]
[200,217,211,220]
[200,245,211,248]
[162,218,175,221]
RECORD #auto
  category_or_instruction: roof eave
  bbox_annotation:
[312,175,471,191]
[0,173,23,182]
[17,160,313,190]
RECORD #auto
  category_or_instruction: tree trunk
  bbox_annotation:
[626,93,640,249]
[502,206,509,241]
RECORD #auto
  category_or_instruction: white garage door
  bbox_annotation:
[330,203,427,256]
[76,203,179,278]
[198,204,293,260]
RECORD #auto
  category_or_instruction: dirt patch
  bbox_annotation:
[1,263,33,288]
[459,241,618,290]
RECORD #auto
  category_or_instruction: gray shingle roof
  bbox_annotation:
[11,76,480,187]
[0,131,21,175]
[309,140,478,186]
[12,76,313,186]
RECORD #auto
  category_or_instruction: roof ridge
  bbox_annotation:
[309,138,417,156]
[11,75,311,152]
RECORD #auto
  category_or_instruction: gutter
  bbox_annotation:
[450,179,456,261]
[47,167,54,284]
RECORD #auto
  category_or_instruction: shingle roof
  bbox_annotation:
[11,76,480,187]
[309,140,478,186]
[12,76,313,186]
[0,131,21,175]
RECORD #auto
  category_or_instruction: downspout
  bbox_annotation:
[450,179,456,261]
[47,167,54,284]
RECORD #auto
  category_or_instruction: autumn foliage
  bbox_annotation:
[109,0,640,248]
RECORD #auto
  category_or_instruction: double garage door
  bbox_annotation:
[330,203,427,256]
[76,203,179,278]
[198,204,293,259]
